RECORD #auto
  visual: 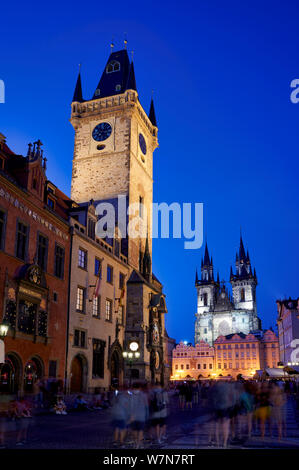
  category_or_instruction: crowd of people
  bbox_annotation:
[174,378,290,447]
[0,376,298,448]
[110,382,169,449]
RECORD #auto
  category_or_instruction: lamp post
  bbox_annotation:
[122,341,140,387]
[0,319,9,364]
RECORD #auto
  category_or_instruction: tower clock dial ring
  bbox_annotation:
[139,133,147,155]
[92,122,112,142]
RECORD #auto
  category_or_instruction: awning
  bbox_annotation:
[265,368,287,378]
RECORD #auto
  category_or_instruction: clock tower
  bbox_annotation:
[70,47,168,385]
[70,48,158,270]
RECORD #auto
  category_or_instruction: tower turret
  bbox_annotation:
[230,235,258,313]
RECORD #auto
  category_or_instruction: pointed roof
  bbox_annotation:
[72,72,83,102]
[149,98,157,127]
[203,243,210,266]
[239,236,246,262]
[126,61,137,91]
[92,49,133,99]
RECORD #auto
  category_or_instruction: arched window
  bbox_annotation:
[203,293,208,306]
[106,61,120,73]
[240,288,245,302]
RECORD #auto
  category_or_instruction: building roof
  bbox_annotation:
[72,71,83,102]
[92,49,133,100]
[148,98,157,127]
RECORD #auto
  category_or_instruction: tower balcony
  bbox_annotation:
[71,90,158,139]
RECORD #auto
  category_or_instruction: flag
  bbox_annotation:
[119,286,125,306]
[94,263,102,298]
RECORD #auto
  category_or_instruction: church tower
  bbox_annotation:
[230,236,257,312]
[70,48,158,270]
[70,45,168,386]
[194,243,219,344]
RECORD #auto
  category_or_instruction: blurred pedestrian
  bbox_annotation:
[255,382,271,439]
[110,386,130,447]
[149,382,169,444]
[129,383,149,449]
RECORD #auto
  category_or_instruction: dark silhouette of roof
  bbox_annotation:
[72,72,83,102]
[126,61,137,91]
[148,98,157,127]
[92,49,133,100]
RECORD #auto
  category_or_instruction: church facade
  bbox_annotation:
[195,237,261,346]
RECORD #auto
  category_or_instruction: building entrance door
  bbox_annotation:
[70,356,83,393]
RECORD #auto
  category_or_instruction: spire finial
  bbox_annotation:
[131,50,134,61]
[78,63,82,73]
[110,40,115,53]
[124,33,128,50]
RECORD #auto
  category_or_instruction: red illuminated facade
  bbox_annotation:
[0,134,71,394]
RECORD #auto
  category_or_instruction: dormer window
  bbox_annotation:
[95,89,101,97]
[106,61,120,73]
[115,84,121,91]
[47,197,55,210]
[47,183,56,195]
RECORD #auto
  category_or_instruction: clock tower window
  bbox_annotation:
[106,61,120,73]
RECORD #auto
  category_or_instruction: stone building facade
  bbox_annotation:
[195,238,261,346]
[214,330,279,379]
[66,201,130,392]
[276,298,299,365]
[69,48,168,385]
[172,330,279,380]
[172,341,215,380]
[0,134,71,394]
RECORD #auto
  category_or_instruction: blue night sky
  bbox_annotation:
[1,0,299,343]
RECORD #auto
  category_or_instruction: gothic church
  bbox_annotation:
[195,237,261,346]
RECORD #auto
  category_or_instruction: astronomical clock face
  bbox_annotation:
[152,323,159,344]
[155,351,160,370]
[29,267,41,285]
[92,122,112,142]
[139,133,147,156]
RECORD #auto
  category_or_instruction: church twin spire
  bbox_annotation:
[195,235,257,286]
[232,235,257,282]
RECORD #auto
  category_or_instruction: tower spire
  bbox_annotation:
[148,96,157,127]
[72,65,83,103]
[239,235,246,262]
[203,242,210,266]
[127,61,137,91]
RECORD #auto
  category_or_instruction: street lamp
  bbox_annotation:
[0,320,9,338]
[122,341,140,386]
[0,320,8,364]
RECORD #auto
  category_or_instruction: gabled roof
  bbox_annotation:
[127,269,146,284]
